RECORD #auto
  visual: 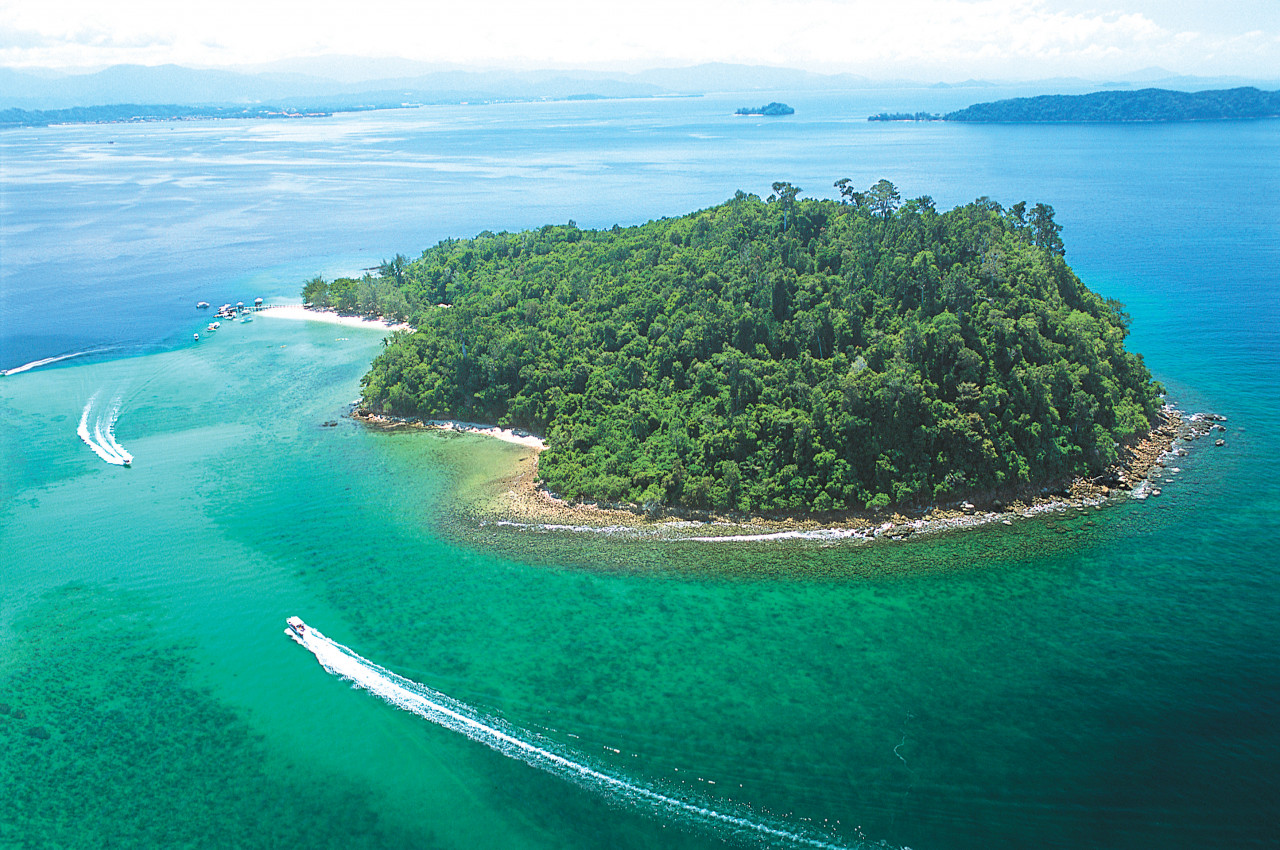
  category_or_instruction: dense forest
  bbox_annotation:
[944,87,1280,123]
[325,182,1163,513]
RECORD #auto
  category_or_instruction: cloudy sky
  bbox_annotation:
[2,0,1277,79]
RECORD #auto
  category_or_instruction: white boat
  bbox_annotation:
[206,322,220,332]
[196,301,210,309]
[285,616,308,641]
[193,333,200,341]
[240,312,253,323]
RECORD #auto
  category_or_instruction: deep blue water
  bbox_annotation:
[2,92,1277,850]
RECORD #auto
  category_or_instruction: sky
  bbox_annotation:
[2,0,1278,79]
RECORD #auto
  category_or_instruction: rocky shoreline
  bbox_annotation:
[352,404,1226,543]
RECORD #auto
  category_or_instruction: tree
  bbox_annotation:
[1031,203,1065,255]
[867,179,901,218]
[771,181,802,232]
[301,275,329,307]
[380,254,408,286]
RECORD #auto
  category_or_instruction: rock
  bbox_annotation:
[12,708,25,720]
[26,725,50,740]
[0,703,9,715]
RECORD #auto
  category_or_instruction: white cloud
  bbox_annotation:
[1,0,1277,78]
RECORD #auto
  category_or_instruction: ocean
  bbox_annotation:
[1,90,1277,849]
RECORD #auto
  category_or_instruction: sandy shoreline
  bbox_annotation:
[353,404,1226,544]
[257,305,412,332]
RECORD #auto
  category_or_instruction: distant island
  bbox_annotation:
[0,103,389,128]
[868,112,942,122]
[874,87,1280,124]
[323,180,1166,517]
[735,102,794,116]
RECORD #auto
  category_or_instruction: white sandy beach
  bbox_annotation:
[257,304,412,331]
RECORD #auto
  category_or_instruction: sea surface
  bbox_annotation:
[1,91,1277,849]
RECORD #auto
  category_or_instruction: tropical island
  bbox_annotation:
[910,86,1280,124]
[735,102,794,116]
[305,180,1175,524]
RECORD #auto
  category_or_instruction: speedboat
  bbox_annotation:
[286,616,308,640]
[196,301,210,309]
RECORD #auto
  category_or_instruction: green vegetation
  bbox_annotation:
[301,259,414,323]
[944,87,1280,123]
[338,181,1163,513]
[735,102,794,116]
[868,112,941,122]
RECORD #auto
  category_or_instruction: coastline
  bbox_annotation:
[257,305,413,332]
[352,404,1226,543]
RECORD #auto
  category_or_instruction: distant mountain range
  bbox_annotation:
[2,60,1278,112]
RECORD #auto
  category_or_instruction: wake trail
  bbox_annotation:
[2,348,109,377]
[78,390,132,466]
[286,619,859,850]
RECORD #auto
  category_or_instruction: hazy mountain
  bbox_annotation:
[0,64,664,109]
[3,60,1278,112]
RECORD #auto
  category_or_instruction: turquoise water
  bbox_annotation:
[2,96,1278,848]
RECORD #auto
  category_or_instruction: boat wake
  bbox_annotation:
[3,348,110,377]
[78,391,133,466]
[286,618,858,849]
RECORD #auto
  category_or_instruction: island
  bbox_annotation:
[314,179,1179,526]
[0,103,393,129]
[868,112,942,122]
[735,102,794,116]
[935,87,1280,123]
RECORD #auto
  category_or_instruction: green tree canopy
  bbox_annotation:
[341,182,1163,513]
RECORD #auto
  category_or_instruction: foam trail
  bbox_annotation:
[3,347,112,376]
[287,620,855,849]
[102,395,133,464]
[78,391,131,465]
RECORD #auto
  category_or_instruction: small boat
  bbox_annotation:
[206,322,219,332]
[193,333,200,341]
[196,301,210,309]
[285,616,308,640]
[240,312,253,323]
